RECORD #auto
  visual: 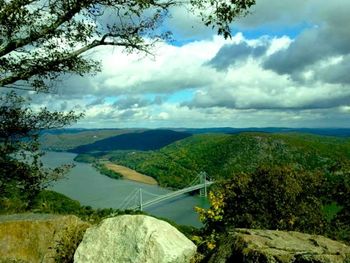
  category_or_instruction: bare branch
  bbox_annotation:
[0,33,153,89]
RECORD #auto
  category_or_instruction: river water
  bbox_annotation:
[42,151,209,227]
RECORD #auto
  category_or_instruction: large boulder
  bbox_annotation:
[74,215,197,263]
[0,213,89,263]
[209,228,350,263]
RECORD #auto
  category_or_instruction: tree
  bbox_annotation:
[0,91,81,211]
[196,165,327,251]
[323,166,350,242]
[0,0,255,92]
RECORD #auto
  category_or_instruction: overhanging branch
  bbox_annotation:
[0,34,153,89]
[0,1,90,57]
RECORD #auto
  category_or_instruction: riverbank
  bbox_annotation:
[104,162,158,185]
[43,151,205,227]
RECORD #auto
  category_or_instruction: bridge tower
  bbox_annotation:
[199,171,208,197]
[139,188,143,211]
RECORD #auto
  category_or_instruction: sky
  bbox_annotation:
[33,0,350,128]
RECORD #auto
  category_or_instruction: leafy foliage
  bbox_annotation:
[30,190,144,223]
[203,166,326,233]
[93,163,122,179]
[194,162,350,257]
[31,190,83,215]
[195,165,350,256]
[194,191,225,250]
[0,92,81,210]
[53,222,89,263]
[190,0,256,39]
[324,169,350,243]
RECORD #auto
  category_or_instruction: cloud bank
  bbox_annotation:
[29,0,350,128]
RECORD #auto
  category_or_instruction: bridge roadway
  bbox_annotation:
[132,181,214,210]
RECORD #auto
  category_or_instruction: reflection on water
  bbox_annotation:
[42,151,209,227]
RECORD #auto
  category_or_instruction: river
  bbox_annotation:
[42,151,209,227]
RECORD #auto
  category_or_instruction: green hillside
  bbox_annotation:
[76,132,350,189]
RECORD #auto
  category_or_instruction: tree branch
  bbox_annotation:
[0,33,152,89]
[0,1,90,57]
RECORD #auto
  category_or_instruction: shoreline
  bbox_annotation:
[104,162,158,185]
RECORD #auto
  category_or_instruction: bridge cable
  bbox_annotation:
[185,174,201,188]
[141,189,163,198]
[120,188,139,210]
[120,188,138,208]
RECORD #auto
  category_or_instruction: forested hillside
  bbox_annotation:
[75,132,350,189]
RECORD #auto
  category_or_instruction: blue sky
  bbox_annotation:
[35,0,350,128]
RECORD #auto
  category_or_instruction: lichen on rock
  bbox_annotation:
[0,213,89,263]
[208,228,350,263]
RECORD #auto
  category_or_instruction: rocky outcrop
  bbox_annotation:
[209,228,350,263]
[0,213,89,263]
[74,215,197,263]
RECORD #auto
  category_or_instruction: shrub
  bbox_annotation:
[53,223,89,263]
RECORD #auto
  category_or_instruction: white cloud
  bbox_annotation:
[27,1,350,128]
[266,36,292,56]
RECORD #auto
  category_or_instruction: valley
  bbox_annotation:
[38,128,350,241]
[58,131,350,189]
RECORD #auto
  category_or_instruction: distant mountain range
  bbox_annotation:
[172,127,350,137]
[69,130,191,153]
[40,129,144,151]
[43,127,350,136]
[40,127,350,153]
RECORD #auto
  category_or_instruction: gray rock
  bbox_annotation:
[74,215,197,263]
[209,228,350,263]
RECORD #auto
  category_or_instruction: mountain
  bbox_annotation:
[70,130,192,153]
[40,129,145,151]
[40,127,350,152]
[81,132,350,188]
[176,127,350,137]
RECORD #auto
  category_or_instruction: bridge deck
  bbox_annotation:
[131,181,214,210]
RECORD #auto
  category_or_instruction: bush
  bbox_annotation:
[53,223,89,263]
[209,166,325,232]
[32,190,82,214]
[196,165,328,253]
[93,163,122,179]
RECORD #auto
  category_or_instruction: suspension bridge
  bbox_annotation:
[120,172,214,211]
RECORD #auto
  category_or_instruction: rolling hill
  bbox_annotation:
[75,132,350,189]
